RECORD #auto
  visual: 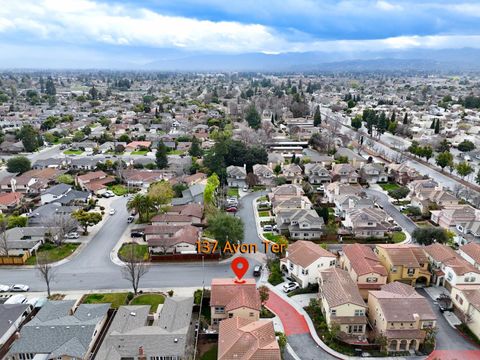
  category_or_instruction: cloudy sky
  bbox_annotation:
[1,0,480,68]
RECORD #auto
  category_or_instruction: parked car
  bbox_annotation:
[253,265,262,277]
[131,230,144,238]
[259,201,271,207]
[316,185,325,191]
[103,191,115,198]
[263,225,273,232]
[389,226,402,232]
[282,282,300,293]
[0,284,10,292]
[10,284,29,292]
[225,207,238,213]
[65,232,80,239]
[127,215,135,223]
[243,185,249,191]
[109,208,116,215]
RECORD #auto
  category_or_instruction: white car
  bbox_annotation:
[109,209,116,215]
[65,232,79,239]
[0,284,9,292]
[282,282,300,293]
[10,284,29,292]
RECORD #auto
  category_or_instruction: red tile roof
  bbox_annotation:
[211,278,261,312]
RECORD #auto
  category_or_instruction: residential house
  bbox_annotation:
[411,188,459,213]
[425,243,480,289]
[368,282,436,352]
[459,242,480,270]
[281,163,303,184]
[40,183,72,205]
[210,278,261,328]
[253,164,275,186]
[359,163,388,184]
[0,192,24,211]
[332,193,374,219]
[271,195,312,215]
[226,165,247,188]
[430,205,477,230]
[324,182,363,204]
[95,297,193,360]
[122,169,176,189]
[151,214,194,227]
[302,149,334,167]
[32,158,65,170]
[0,304,31,348]
[331,164,359,184]
[0,169,64,194]
[450,285,480,341]
[276,208,324,240]
[171,183,206,206]
[165,204,203,225]
[375,244,431,287]
[304,163,331,186]
[7,300,109,360]
[268,184,304,203]
[2,226,62,257]
[340,243,388,299]
[125,141,151,152]
[318,268,368,343]
[76,171,115,194]
[68,157,98,171]
[387,163,423,186]
[334,147,367,168]
[280,240,336,288]
[218,318,281,360]
[343,207,391,238]
[144,225,201,255]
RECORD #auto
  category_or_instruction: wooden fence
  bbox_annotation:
[0,253,29,265]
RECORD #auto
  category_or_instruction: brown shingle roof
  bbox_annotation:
[320,268,366,308]
[343,244,387,277]
[211,279,261,312]
[218,317,281,360]
[460,242,480,264]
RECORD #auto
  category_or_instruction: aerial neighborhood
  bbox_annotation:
[0,70,480,360]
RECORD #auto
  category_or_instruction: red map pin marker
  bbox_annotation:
[231,257,249,284]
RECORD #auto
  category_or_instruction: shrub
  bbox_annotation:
[194,289,203,305]
[167,290,174,297]
[126,292,134,302]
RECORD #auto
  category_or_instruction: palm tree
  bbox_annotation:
[142,195,156,222]
[127,193,145,222]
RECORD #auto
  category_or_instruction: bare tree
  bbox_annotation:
[0,215,9,257]
[43,213,77,245]
[36,253,56,297]
[121,245,149,295]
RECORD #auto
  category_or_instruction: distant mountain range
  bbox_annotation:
[143,48,480,72]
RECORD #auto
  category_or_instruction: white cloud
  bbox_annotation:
[0,0,479,55]
[375,1,402,11]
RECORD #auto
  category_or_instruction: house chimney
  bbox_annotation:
[138,346,146,360]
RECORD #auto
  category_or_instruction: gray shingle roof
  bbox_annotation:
[42,183,72,196]
[9,300,109,359]
[0,304,30,338]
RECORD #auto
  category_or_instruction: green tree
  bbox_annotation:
[313,105,321,126]
[403,113,408,125]
[435,151,453,171]
[456,161,474,179]
[127,194,156,223]
[19,124,40,152]
[351,115,362,130]
[7,215,27,229]
[245,104,261,129]
[437,139,450,153]
[7,156,31,173]
[189,136,203,157]
[173,183,188,198]
[147,181,174,207]
[56,174,74,185]
[388,187,410,202]
[273,164,282,176]
[204,173,220,207]
[458,140,475,152]
[155,140,168,169]
[72,130,85,142]
[71,210,102,235]
[413,227,449,245]
[207,212,244,252]
[45,77,56,96]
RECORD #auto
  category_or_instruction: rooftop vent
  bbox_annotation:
[130,312,136,316]
[174,338,178,343]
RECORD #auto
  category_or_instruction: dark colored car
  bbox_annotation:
[253,265,262,277]
[131,231,144,238]
[225,207,238,213]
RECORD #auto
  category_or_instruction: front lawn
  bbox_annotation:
[83,292,129,309]
[227,187,239,197]
[108,184,129,196]
[200,345,218,360]
[63,149,83,155]
[391,231,407,243]
[167,149,185,155]
[118,243,149,261]
[25,243,79,265]
[131,150,149,155]
[258,210,271,217]
[131,294,165,312]
[379,183,400,192]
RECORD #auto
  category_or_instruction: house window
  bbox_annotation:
[391,266,397,273]
[354,309,364,316]
[422,321,434,329]
[459,297,464,305]
[214,306,225,314]
[302,268,309,275]
[466,276,476,283]
[250,312,255,317]
[290,263,294,270]
[366,277,378,283]
[331,309,337,316]
[229,313,233,318]
[407,268,415,276]
[330,260,336,266]
[447,272,453,281]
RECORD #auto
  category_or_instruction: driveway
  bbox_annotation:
[417,288,479,351]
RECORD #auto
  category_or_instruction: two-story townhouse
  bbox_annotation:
[280,240,336,287]
[226,165,247,188]
[375,244,431,287]
[343,207,391,238]
[359,163,388,184]
[333,193,375,219]
[271,196,312,215]
[425,243,480,289]
[459,242,480,270]
[340,243,388,299]
[368,282,437,352]
[331,164,360,184]
[324,182,363,204]
[318,268,368,343]
[252,164,275,186]
[450,285,480,340]
[304,163,331,186]
[281,163,303,184]
[268,184,304,203]
[210,279,261,328]
[430,205,478,230]
[276,208,324,240]
[334,147,367,168]
[386,163,423,185]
